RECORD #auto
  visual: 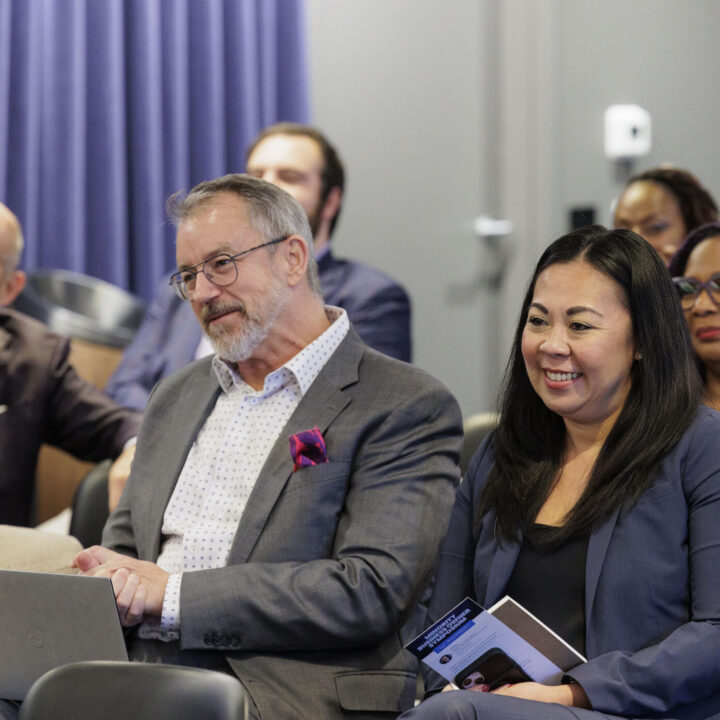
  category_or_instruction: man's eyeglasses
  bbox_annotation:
[672,273,720,311]
[169,237,288,301]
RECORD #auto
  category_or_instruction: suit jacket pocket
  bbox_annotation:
[334,670,416,712]
[284,461,350,493]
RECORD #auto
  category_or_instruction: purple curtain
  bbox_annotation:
[0,0,308,301]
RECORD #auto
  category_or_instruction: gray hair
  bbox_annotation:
[167,174,321,295]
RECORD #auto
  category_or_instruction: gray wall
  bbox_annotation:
[556,0,720,226]
[306,0,720,419]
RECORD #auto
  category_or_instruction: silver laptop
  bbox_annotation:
[0,569,128,699]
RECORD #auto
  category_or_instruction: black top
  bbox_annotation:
[505,523,589,657]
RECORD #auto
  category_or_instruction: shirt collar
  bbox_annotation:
[212,306,349,396]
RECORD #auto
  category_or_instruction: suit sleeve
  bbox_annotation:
[567,413,720,715]
[347,281,412,363]
[42,333,143,460]
[175,382,462,652]
[104,281,181,411]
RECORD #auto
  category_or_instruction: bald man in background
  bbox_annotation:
[0,202,141,526]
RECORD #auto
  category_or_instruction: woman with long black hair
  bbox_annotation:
[402,226,720,719]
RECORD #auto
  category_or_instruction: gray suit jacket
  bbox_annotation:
[103,329,462,719]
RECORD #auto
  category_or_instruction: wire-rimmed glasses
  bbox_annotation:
[169,236,288,301]
[672,273,720,311]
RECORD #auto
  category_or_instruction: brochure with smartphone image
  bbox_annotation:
[405,596,586,689]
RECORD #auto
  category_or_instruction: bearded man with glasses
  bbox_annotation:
[105,124,412,417]
[71,174,461,720]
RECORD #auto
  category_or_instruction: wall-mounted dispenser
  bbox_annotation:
[604,104,651,159]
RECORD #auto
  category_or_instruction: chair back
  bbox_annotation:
[69,460,111,548]
[19,661,248,720]
[460,412,499,476]
[13,269,145,348]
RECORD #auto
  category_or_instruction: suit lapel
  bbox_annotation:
[483,531,522,607]
[228,330,362,563]
[142,359,221,557]
[584,507,619,655]
[483,509,620,623]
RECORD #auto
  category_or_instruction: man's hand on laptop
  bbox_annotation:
[71,546,169,627]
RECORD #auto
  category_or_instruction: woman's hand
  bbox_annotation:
[492,681,590,708]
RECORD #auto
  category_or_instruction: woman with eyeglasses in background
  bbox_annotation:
[670,222,720,410]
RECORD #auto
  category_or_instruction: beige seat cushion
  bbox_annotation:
[0,525,81,574]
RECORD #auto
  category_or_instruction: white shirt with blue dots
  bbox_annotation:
[138,306,349,641]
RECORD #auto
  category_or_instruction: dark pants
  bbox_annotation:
[398,690,626,720]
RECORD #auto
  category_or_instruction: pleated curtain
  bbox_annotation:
[0,0,309,300]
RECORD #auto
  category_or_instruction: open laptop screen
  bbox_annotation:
[0,570,128,699]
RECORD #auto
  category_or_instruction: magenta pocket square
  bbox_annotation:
[289,427,329,471]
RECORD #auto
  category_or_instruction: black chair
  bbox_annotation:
[19,661,248,720]
[13,269,145,348]
[459,412,499,476]
[69,460,111,548]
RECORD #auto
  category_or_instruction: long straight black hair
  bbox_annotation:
[478,225,702,544]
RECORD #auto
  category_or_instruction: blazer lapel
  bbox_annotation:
[228,330,362,563]
[483,531,522,607]
[584,507,620,656]
[484,510,620,633]
[142,359,221,557]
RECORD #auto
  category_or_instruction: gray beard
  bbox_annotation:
[201,282,287,363]
[207,314,272,363]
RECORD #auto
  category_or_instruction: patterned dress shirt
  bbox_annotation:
[138,307,349,640]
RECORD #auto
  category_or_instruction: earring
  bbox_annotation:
[635,352,643,361]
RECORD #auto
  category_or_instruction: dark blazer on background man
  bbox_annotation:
[0,308,142,526]
[103,329,461,720]
[104,249,412,411]
[421,407,720,720]
[315,250,411,362]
